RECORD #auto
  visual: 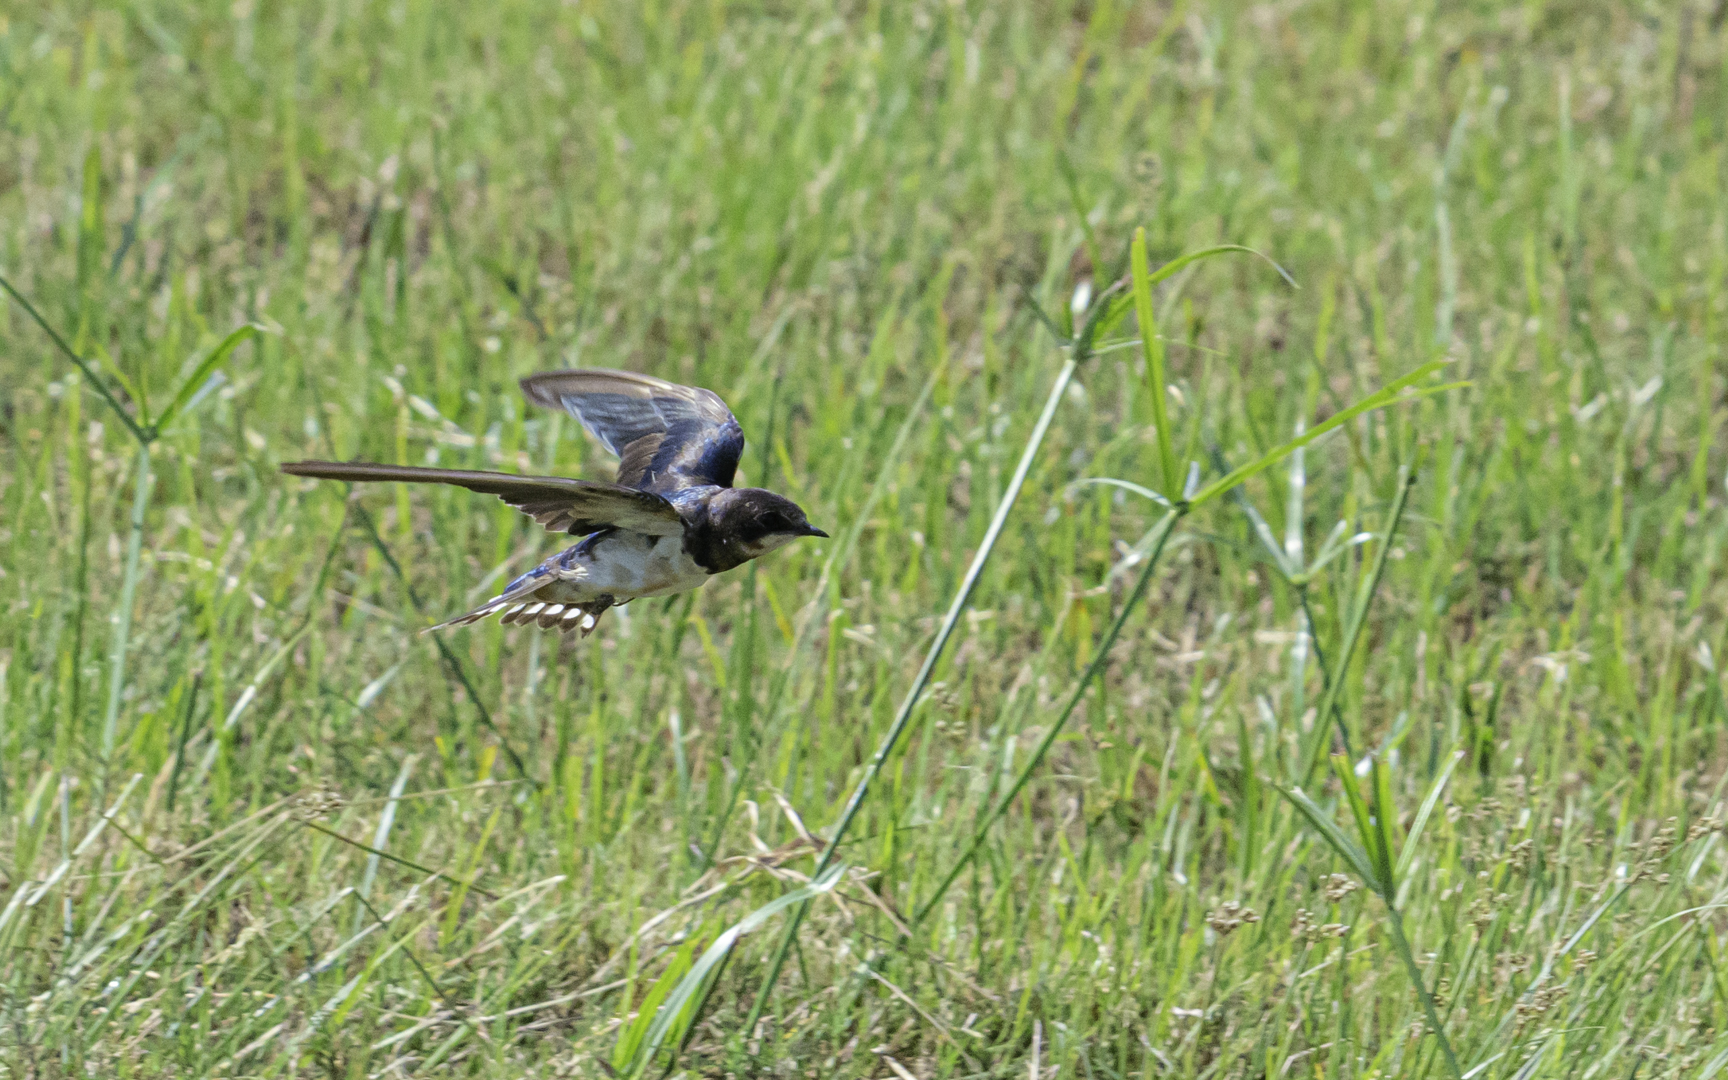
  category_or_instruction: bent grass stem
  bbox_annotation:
[741,348,1084,1035]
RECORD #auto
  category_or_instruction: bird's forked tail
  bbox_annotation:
[424,595,616,637]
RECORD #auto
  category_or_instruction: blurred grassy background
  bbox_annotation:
[1,0,1726,1076]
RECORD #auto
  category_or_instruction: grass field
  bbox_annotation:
[2,1,1727,1076]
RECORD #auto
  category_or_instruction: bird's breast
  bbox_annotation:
[553,531,708,599]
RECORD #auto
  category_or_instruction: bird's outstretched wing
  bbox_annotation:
[519,369,744,493]
[281,461,684,536]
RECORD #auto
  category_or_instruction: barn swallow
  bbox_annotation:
[283,369,825,636]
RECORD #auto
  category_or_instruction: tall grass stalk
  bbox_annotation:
[1283,755,1463,1078]
[919,370,1453,920]
[916,507,1182,921]
[741,289,1103,1036]
[102,444,153,758]
[701,366,939,867]
[739,247,1426,1041]
[1299,465,1417,782]
[2,273,258,764]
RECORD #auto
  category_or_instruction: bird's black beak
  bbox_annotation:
[802,524,829,538]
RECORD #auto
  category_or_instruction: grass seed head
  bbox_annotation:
[1206,901,1261,937]
[1324,873,1360,902]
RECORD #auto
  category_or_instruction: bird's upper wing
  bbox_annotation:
[518,369,744,492]
[281,461,684,536]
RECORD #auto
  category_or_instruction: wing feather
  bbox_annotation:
[281,461,683,536]
[519,368,744,492]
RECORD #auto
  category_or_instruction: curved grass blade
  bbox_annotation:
[1132,234,1294,497]
[627,865,844,1077]
[915,509,1181,921]
[1142,243,1297,291]
[917,367,1464,919]
[1067,476,1172,508]
[1397,750,1463,880]
[154,324,263,434]
[1188,364,1448,509]
[1329,753,1384,893]
[613,925,705,1074]
[743,340,1091,1033]
[0,271,149,444]
[1131,227,1180,493]
[1277,784,1378,888]
[1299,466,1417,781]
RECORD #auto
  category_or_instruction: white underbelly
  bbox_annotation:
[542,533,708,601]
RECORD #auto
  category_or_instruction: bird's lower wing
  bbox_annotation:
[281,460,684,536]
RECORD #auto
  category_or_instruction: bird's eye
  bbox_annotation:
[761,512,788,531]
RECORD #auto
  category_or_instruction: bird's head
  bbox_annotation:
[712,488,827,560]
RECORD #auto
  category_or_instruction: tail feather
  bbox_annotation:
[423,595,616,637]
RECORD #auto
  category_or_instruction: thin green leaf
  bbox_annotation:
[1236,711,1260,882]
[1089,291,1137,341]
[1074,278,1128,355]
[1235,487,1293,576]
[91,342,147,425]
[1556,882,1632,959]
[1067,476,1172,508]
[1142,243,1297,290]
[1278,785,1378,887]
[154,324,262,434]
[1204,442,1292,576]
[0,271,150,444]
[1131,227,1178,495]
[101,443,154,758]
[746,348,1087,1035]
[614,925,704,1072]
[1397,750,1464,879]
[1462,1052,1509,1079]
[1299,465,1418,781]
[1187,361,1451,509]
[1021,289,1070,346]
[631,865,843,1076]
[915,508,1182,922]
[1370,754,1399,891]
[1385,906,1464,1079]
[1329,755,1383,893]
[1507,1037,1552,1080]
[1302,521,1372,580]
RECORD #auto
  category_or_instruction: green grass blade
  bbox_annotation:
[1369,754,1399,891]
[634,865,844,1076]
[614,924,704,1073]
[1067,475,1173,508]
[1385,907,1464,1079]
[916,508,1182,922]
[0,272,149,444]
[100,442,153,759]
[1140,244,1297,291]
[1131,227,1179,494]
[1277,784,1378,888]
[1397,750,1463,880]
[745,350,1085,1032]
[1236,710,1260,883]
[1330,754,1386,893]
[1299,465,1418,781]
[1128,239,1293,496]
[153,324,263,434]
[1188,363,1447,510]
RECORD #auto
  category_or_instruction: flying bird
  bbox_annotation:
[283,369,825,636]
